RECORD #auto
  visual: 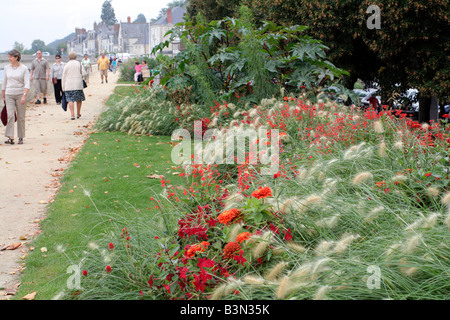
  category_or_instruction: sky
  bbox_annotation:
[0,0,176,53]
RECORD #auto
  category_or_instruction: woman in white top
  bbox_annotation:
[81,54,92,84]
[62,51,86,120]
[50,54,65,105]
[1,49,30,145]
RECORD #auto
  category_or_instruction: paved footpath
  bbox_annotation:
[0,68,120,298]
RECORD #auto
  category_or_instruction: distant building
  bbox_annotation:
[118,17,149,56]
[149,6,186,57]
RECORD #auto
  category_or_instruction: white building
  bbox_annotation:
[149,6,186,57]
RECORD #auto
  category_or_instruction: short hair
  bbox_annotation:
[68,51,77,60]
[8,49,21,62]
[55,54,61,59]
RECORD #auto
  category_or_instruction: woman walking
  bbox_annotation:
[50,54,65,105]
[62,51,86,120]
[1,49,30,145]
[81,54,92,84]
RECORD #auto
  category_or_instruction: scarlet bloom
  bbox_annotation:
[185,241,210,258]
[223,242,241,259]
[82,270,88,276]
[235,232,252,243]
[106,265,112,273]
[218,208,242,226]
[108,242,115,249]
[251,186,273,199]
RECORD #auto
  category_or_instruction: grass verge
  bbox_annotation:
[15,129,183,299]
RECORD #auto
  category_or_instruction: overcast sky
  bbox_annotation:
[0,0,176,52]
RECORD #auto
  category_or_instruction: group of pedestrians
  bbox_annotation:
[1,49,111,145]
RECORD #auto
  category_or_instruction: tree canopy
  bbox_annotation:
[101,0,117,25]
[185,0,450,120]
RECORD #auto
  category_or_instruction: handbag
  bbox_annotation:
[53,77,58,85]
[61,93,67,112]
[1,102,17,126]
[82,80,87,88]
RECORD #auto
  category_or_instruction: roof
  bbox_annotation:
[154,6,186,25]
[120,23,149,39]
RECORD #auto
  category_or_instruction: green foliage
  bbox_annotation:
[153,6,349,108]
[101,0,117,25]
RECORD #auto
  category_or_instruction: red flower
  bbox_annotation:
[283,228,292,242]
[223,242,241,259]
[106,265,112,273]
[442,114,450,118]
[108,242,115,249]
[235,232,252,243]
[233,249,247,266]
[218,208,242,226]
[251,186,273,199]
[82,270,88,276]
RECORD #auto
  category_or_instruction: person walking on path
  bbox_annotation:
[50,54,65,105]
[81,54,93,85]
[62,51,86,120]
[97,53,109,84]
[1,49,30,145]
[30,50,50,104]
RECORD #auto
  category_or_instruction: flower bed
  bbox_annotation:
[74,96,450,300]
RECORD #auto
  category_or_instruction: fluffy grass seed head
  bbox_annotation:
[353,171,373,185]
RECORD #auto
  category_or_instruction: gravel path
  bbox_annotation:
[0,67,119,298]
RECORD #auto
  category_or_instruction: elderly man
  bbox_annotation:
[97,53,110,84]
[30,50,50,104]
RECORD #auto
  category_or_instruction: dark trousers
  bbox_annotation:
[53,79,63,103]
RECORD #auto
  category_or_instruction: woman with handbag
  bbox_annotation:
[1,49,29,145]
[62,51,86,120]
[50,54,65,105]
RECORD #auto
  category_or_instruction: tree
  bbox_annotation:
[186,0,239,23]
[133,13,147,23]
[30,39,47,52]
[101,0,117,25]
[13,42,26,53]
[209,0,449,122]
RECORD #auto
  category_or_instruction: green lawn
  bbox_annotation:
[15,130,184,300]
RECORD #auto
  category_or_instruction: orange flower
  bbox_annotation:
[375,181,386,188]
[218,208,242,226]
[186,241,210,258]
[223,242,241,259]
[251,186,273,199]
[236,232,252,243]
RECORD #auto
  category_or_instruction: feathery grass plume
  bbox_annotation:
[393,140,404,150]
[228,223,244,242]
[252,239,271,259]
[374,120,384,133]
[353,171,373,185]
[334,234,360,254]
[243,274,266,285]
[385,243,402,257]
[315,214,340,229]
[276,276,290,299]
[426,186,440,197]
[310,258,332,280]
[265,261,289,281]
[315,240,335,256]
[403,234,422,254]
[391,174,407,184]
[404,218,422,232]
[423,213,440,229]
[313,285,331,300]
[400,265,419,277]
[286,242,307,253]
[378,141,387,158]
[364,206,385,222]
[210,283,227,300]
[441,192,450,205]
[444,207,450,227]
[210,278,244,300]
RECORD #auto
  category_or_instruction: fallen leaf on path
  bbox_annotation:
[22,292,37,300]
[0,243,22,251]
